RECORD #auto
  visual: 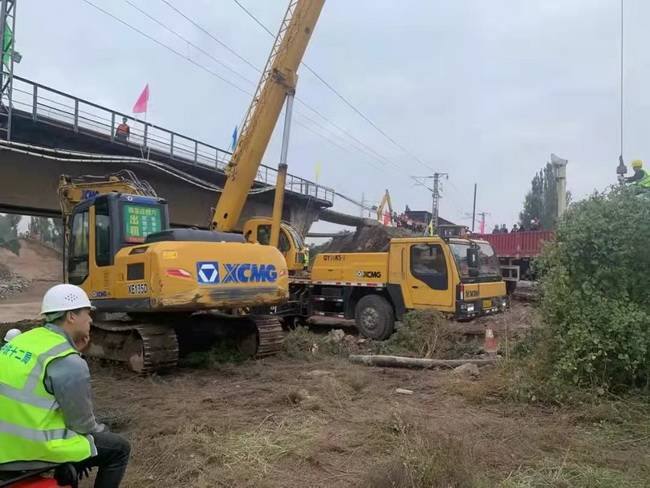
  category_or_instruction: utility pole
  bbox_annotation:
[477,212,490,234]
[471,183,477,232]
[412,173,448,234]
[360,192,365,218]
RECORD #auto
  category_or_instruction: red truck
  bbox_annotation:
[476,231,554,294]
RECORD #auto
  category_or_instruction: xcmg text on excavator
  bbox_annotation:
[57,0,325,373]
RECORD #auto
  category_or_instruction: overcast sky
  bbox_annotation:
[15,0,650,234]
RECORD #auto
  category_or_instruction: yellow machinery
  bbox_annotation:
[58,0,325,373]
[285,236,507,339]
[375,189,393,222]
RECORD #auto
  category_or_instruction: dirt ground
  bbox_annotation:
[0,239,62,323]
[84,345,649,487]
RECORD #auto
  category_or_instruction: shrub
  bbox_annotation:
[376,308,474,359]
[536,186,650,390]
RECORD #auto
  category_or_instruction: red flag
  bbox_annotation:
[383,211,391,226]
[132,84,149,114]
[479,220,485,234]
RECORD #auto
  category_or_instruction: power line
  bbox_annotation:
[82,0,251,97]
[159,0,260,74]
[123,0,256,89]
[157,0,404,173]
[82,0,401,176]
[230,0,435,173]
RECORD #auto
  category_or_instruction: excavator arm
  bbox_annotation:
[376,189,393,221]
[58,170,156,244]
[211,0,325,232]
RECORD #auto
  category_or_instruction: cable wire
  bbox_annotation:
[82,0,251,97]
[123,0,256,89]
[231,0,435,173]
[620,0,624,158]
[86,0,409,177]
[156,0,404,173]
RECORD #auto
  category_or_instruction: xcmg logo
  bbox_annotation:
[81,190,99,200]
[197,262,278,285]
[356,270,382,279]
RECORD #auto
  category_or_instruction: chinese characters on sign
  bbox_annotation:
[123,205,162,243]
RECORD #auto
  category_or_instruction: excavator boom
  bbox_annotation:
[58,170,156,244]
[212,0,325,232]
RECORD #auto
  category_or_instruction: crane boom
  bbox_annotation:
[211,0,325,232]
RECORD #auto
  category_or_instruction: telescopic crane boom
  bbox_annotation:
[211,0,325,232]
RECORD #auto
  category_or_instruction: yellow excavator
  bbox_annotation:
[375,189,393,223]
[58,0,325,373]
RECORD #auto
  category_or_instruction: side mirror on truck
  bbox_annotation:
[466,246,479,269]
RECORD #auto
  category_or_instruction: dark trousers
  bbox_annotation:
[74,432,130,488]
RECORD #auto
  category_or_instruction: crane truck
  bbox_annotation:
[57,0,325,373]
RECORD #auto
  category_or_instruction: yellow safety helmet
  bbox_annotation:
[631,159,643,169]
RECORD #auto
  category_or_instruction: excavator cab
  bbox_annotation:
[243,218,307,273]
[65,192,169,290]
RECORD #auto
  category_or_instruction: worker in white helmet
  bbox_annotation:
[3,328,21,343]
[0,284,130,487]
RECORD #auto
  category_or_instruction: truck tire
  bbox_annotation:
[355,294,395,340]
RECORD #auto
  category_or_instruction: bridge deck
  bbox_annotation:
[6,76,334,205]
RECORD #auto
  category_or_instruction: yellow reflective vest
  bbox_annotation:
[0,327,95,464]
[639,169,650,188]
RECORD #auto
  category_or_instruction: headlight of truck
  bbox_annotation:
[466,304,475,313]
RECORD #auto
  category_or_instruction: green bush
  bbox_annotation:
[376,308,476,359]
[536,187,650,390]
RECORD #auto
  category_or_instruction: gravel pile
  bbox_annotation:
[0,264,32,300]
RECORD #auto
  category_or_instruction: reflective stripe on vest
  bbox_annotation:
[0,327,95,464]
[639,169,650,188]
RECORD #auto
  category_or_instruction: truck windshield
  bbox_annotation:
[448,241,501,282]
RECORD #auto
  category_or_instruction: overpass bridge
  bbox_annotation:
[0,76,360,233]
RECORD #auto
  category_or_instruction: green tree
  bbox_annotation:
[519,162,572,230]
[28,217,63,250]
[535,186,650,390]
[0,213,21,255]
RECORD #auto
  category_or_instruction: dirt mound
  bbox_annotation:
[0,239,62,281]
[0,263,31,300]
[325,225,414,253]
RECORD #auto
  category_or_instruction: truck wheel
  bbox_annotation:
[355,295,395,340]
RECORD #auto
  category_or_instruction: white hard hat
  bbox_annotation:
[4,328,21,342]
[40,284,96,315]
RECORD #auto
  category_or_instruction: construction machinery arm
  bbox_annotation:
[376,190,393,221]
[58,170,156,243]
[211,0,325,232]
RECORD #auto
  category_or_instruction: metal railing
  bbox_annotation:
[9,76,334,203]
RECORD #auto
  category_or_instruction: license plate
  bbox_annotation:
[482,299,492,308]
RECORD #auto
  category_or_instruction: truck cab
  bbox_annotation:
[243,218,307,273]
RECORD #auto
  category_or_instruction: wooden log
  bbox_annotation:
[348,354,499,369]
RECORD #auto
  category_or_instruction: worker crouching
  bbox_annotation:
[0,284,130,488]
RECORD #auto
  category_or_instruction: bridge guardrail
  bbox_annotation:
[9,77,334,203]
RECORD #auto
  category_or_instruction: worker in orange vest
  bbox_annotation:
[115,117,130,142]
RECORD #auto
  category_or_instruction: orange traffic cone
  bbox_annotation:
[484,325,498,356]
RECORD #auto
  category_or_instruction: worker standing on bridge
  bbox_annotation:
[115,117,130,142]
[0,284,130,488]
[625,160,650,189]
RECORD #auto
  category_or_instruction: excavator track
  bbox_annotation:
[88,322,179,375]
[252,316,285,357]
